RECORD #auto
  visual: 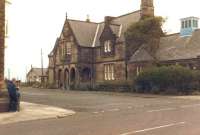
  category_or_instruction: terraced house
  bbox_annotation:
[48,0,200,90]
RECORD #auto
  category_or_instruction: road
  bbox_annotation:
[1,87,200,135]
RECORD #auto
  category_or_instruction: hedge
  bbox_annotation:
[134,65,200,94]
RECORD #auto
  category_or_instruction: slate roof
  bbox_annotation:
[129,29,200,63]
[156,29,200,61]
[68,20,98,47]
[64,10,141,47]
[27,68,48,77]
[111,10,141,41]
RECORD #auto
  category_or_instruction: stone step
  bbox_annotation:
[0,98,9,113]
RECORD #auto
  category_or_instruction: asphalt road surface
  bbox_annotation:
[1,87,200,135]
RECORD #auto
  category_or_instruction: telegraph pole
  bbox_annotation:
[41,48,44,87]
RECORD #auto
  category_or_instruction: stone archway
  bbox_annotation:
[58,69,62,88]
[70,68,76,89]
[64,68,69,90]
[81,67,91,82]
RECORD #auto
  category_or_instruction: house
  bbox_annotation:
[27,67,48,85]
[48,0,200,90]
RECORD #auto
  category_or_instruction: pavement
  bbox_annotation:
[0,101,75,125]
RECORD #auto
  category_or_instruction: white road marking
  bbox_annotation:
[147,108,176,113]
[128,106,133,109]
[92,112,99,114]
[120,122,186,135]
[181,104,200,108]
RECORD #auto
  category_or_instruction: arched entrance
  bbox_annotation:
[64,68,69,90]
[70,68,76,89]
[81,67,91,82]
[58,69,62,88]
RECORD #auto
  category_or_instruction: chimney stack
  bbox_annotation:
[141,0,154,18]
[104,16,115,25]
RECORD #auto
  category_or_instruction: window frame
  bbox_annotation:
[104,40,112,53]
[104,64,115,81]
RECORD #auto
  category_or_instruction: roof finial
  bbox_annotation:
[86,14,90,22]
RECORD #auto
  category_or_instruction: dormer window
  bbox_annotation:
[104,40,111,53]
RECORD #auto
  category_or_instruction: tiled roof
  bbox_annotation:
[156,29,200,61]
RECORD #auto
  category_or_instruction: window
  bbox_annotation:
[59,46,62,59]
[62,44,66,57]
[182,21,185,28]
[104,64,115,80]
[189,20,191,27]
[104,40,111,53]
[185,20,188,28]
[193,20,198,27]
[66,43,72,55]
[136,66,143,76]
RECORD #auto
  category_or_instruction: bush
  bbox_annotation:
[134,66,199,94]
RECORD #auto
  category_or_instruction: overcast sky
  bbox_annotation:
[5,0,200,81]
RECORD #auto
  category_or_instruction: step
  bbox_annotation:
[0,98,9,113]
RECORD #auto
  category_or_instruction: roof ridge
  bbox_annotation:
[68,19,98,24]
[113,10,141,20]
[164,32,180,37]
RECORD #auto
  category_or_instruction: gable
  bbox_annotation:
[129,46,154,63]
[99,25,116,41]
[60,20,75,41]
[68,20,98,47]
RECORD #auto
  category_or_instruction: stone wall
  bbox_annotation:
[0,98,9,112]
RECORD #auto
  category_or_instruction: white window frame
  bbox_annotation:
[104,40,111,53]
[104,64,115,81]
[136,66,143,76]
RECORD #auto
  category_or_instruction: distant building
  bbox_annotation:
[47,0,200,90]
[26,67,47,84]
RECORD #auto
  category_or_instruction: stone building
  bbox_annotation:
[27,67,48,85]
[48,0,200,90]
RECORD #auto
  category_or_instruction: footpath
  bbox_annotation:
[0,102,75,125]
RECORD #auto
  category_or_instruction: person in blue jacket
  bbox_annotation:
[6,79,18,112]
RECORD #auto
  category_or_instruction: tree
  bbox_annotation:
[124,16,165,58]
